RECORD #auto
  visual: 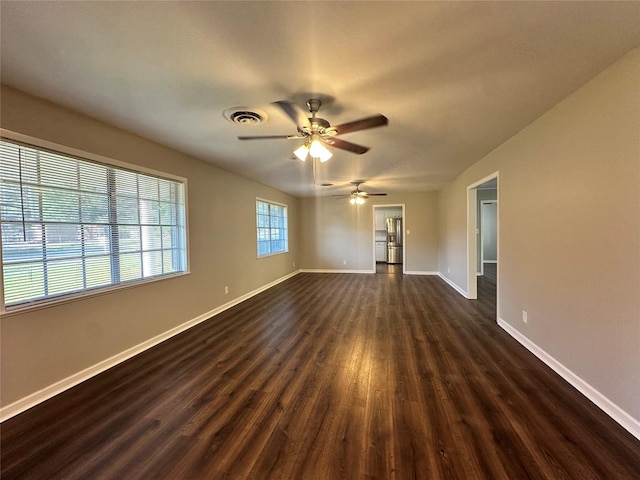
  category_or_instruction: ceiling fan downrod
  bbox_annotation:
[306,98,321,115]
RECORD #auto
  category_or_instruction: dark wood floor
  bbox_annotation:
[376,262,403,274]
[481,262,497,284]
[2,272,639,479]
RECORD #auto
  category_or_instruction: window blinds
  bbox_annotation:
[0,140,187,309]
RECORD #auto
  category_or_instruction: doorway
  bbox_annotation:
[373,204,405,274]
[466,174,499,318]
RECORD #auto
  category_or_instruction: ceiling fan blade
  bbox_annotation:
[326,137,369,155]
[238,135,297,140]
[331,195,351,198]
[333,114,388,135]
[273,101,311,131]
[366,193,387,196]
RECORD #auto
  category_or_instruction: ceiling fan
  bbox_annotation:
[238,99,388,162]
[332,181,387,205]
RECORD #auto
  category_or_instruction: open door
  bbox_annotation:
[480,200,497,275]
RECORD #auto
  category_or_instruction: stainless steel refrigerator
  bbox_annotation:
[386,217,403,264]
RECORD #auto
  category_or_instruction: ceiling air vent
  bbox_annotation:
[224,107,267,125]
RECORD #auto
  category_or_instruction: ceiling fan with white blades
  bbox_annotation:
[332,181,387,205]
[238,99,388,162]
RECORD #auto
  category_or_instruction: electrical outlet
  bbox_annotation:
[407,229,411,235]
[225,286,229,295]
[343,260,347,265]
[293,261,296,268]
[522,310,528,323]
[447,267,451,274]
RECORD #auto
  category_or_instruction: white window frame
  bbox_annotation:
[256,198,288,258]
[0,130,190,314]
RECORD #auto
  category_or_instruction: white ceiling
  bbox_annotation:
[1,1,639,197]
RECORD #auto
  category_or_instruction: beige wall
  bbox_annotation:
[438,48,640,421]
[300,192,439,273]
[0,86,300,407]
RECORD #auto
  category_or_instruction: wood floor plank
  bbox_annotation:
[2,272,639,479]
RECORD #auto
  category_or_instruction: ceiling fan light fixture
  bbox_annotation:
[237,99,388,166]
[309,139,332,162]
[333,181,387,203]
[293,144,309,161]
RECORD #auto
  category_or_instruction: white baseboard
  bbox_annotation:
[0,270,301,423]
[438,273,470,298]
[298,269,439,276]
[498,317,640,441]
[299,268,374,274]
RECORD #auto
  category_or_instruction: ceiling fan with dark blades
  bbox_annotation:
[238,99,388,160]
[332,181,387,204]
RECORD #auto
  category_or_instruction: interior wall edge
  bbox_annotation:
[0,270,300,423]
[498,317,640,441]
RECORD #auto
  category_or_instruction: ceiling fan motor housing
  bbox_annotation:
[306,98,322,113]
[312,117,329,128]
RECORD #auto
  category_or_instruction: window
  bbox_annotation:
[0,139,187,311]
[256,199,288,257]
